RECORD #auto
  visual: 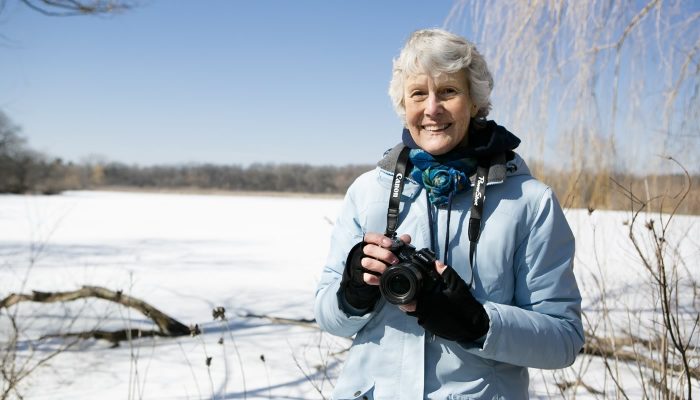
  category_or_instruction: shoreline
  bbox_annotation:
[81,185,345,199]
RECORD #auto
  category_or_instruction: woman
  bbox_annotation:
[314,29,584,400]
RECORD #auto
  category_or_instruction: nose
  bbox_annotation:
[424,92,443,117]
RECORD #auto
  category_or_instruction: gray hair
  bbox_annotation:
[388,29,494,121]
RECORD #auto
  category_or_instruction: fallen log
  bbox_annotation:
[1,285,191,343]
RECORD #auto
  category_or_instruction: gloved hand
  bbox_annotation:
[409,262,490,342]
[338,241,381,311]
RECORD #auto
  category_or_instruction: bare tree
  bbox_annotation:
[0,110,78,194]
[0,110,31,193]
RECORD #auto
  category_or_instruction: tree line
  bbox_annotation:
[95,162,373,194]
[0,111,373,195]
[2,110,698,214]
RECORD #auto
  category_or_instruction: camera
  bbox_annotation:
[379,238,440,305]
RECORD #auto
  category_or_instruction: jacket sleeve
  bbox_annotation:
[466,188,584,369]
[314,183,376,338]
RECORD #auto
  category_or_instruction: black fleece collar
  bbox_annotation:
[379,120,521,185]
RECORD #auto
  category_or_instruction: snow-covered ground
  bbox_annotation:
[1,191,698,399]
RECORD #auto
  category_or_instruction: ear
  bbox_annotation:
[470,104,478,118]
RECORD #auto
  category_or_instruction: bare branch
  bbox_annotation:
[1,285,190,336]
[18,0,132,16]
[240,312,318,329]
[40,328,165,347]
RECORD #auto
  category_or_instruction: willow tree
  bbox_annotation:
[446,0,699,209]
[446,2,700,398]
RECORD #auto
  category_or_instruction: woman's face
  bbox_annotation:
[403,70,476,155]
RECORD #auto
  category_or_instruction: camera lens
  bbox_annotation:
[387,274,411,295]
[380,263,422,305]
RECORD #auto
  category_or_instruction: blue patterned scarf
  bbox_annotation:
[409,149,476,206]
[403,120,521,206]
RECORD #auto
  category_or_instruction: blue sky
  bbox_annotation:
[1,1,458,166]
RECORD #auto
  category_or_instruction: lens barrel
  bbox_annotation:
[379,263,424,305]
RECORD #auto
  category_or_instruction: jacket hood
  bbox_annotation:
[378,143,530,178]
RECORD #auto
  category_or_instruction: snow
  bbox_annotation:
[1,190,698,399]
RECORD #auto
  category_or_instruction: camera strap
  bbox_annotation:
[385,145,490,276]
[385,146,411,239]
[468,161,489,268]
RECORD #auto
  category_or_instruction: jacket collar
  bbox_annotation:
[376,143,531,200]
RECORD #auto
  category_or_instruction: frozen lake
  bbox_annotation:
[1,190,698,399]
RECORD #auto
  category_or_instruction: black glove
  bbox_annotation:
[409,265,489,342]
[338,241,381,311]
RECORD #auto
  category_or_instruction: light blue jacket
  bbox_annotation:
[314,147,584,400]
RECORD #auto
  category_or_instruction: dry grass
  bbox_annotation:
[533,164,699,215]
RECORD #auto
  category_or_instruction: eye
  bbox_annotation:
[440,87,459,97]
[409,90,427,100]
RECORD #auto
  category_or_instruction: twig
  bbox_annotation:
[240,312,317,328]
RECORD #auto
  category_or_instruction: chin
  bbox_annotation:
[422,141,456,155]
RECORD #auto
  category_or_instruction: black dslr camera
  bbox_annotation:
[379,238,440,305]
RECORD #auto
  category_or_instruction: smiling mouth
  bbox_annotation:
[422,123,452,132]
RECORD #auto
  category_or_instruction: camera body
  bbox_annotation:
[379,238,440,305]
